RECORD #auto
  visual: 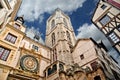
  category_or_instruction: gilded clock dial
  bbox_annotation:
[20,55,39,72]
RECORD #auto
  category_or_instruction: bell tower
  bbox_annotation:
[45,8,76,65]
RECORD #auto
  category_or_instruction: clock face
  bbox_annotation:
[20,55,39,72]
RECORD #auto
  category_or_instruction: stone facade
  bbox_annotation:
[0,0,120,80]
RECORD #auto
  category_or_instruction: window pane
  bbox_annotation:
[109,32,120,44]
[1,50,9,61]
[101,4,107,10]
[5,33,17,44]
[118,27,120,31]
[5,34,12,41]
[118,26,120,31]
[0,47,4,56]
[11,37,17,43]
[0,47,10,61]
[100,15,110,25]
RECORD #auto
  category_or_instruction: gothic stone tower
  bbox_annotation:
[45,8,76,65]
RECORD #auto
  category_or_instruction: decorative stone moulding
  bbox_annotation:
[20,55,39,73]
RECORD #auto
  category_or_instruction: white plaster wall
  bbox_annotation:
[72,40,97,67]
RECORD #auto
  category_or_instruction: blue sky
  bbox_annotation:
[18,0,98,40]
[17,0,120,64]
[17,0,112,49]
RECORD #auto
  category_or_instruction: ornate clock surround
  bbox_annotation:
[20,55,39,73]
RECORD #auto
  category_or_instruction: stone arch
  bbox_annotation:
[94,75,101,80]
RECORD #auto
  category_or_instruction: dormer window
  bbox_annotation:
[34,34,40,41]
[15,16,24,24]
[101,4,107,10]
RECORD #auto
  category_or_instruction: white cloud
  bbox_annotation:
[18,0,86,23]
[26,26,44,44]
[76,23,120,64]
[76,23,112,49]
[76,23,103,41]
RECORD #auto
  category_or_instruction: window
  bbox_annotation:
[118,27,120,31]
[5,33,17,44]
[101,4,107,10]
[48,68,52,76]
[117,25,120,32]
[52,33,55,45]
[15,17,24,24]
[108,32,120,44]
[63,18,67,26]
[94,76,101,80]
[0,46,10,61]
[52,64,57,73]
[100,15,111,25]
[0,3,3,9]
[51,20,55,28]
[14,23,20,29]
[34,34,40,41]
[47,64,57,76]
[91,61,98,71]
[80,54,84,60]
[16,19,23,24]
[32,45,39,51]
[66,31,71,43]
[53,48,57,62]
[59,64,64,71]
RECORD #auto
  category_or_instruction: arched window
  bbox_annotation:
[51,33,55,45]
[52,64,57,73]
[94,76,101,80]
[63,18,67,26]
[59,64,64,71]
[66,31,71,43]
[51,20,55,28]
[48,68,52,76]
